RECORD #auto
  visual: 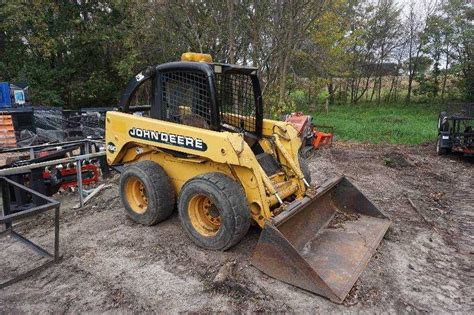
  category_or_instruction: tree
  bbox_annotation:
[404,0,431,103]
[0,1,128,107]
[422,0,473,101]
[441,0,473,101]
[0,0,471,109]
[308,0,360,105]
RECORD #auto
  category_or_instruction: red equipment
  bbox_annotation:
[285,112,333,155]
[42,163,100,194]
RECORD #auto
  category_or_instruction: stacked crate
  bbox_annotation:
[0,114,17,148]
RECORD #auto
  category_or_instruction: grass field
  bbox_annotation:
[309,104,441,145]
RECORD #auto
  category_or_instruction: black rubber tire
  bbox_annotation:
[299,156,312,184]
[120,160,175,225]
[436,136,448,156]
[178,172,251,251]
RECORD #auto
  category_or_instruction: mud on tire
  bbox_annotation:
[178,172,251,251]
[120,160,175,225]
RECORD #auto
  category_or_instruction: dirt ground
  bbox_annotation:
[1,142,472,313]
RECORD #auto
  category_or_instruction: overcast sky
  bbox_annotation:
[390,0,437,17]
[396,0,427,11]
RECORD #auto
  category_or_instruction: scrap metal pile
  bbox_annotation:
[0,107,110,201]
[0,105,111,287]
[12,107,108,147]
[0,140,108,196]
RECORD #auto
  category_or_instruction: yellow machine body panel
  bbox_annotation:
[106,111,306,227]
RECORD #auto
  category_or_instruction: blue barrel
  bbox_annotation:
[0,82,12,108]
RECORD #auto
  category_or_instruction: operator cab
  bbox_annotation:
[120,53,264,141]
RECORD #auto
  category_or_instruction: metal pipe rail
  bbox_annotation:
[0,151,105,176]
[0,138,104,164]
[0,138,103,153]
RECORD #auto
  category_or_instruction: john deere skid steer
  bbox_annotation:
[105,53,390,303]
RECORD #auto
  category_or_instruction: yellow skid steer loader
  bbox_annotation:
[105,53,390,303]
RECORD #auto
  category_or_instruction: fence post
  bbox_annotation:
[0,177,11,231]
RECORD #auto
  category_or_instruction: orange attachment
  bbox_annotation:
[312,129,333,149]
[284,112,311,136]
[284,112,333,150]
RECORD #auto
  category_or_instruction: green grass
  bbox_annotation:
[310,104,441,145]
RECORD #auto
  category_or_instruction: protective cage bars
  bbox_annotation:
[160,71,212,128]
[215,73,257,133]
[159,69,259,134]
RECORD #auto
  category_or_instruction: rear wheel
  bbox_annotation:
[178,172,250,250]
[120,160,175,225]
[436,136,449,155]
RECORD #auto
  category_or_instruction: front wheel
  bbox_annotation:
[178,172,250,251]
[436,136,449,156]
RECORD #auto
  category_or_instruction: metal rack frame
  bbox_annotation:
[0,138,108,208]
[0,176,60,288]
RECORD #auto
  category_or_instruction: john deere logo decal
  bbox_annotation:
[129,127,208,151]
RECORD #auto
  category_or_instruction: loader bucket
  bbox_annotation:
[251,176,390,303]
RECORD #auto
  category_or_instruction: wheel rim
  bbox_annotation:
[188,195,221,237]
[125,177,148,214]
